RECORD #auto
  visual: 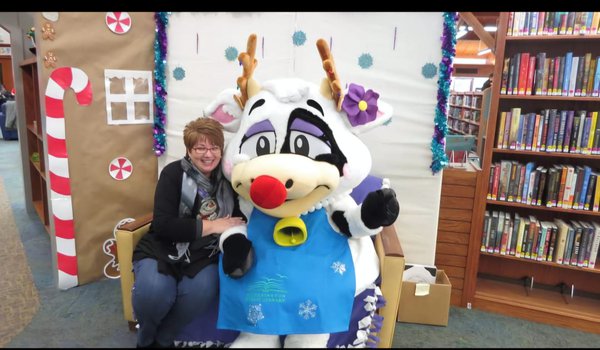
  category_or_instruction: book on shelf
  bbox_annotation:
[563,220,575,265]
[561,52,573,97]
[536,221,550,261]
[561,165,575,209]
[547,222,559,262]
[568,56,579,97]
[525,55,536,95]
[521,161,536,204]
[540,109,550,151]
[565,11,575,35]
[481,210,491,252]
[500,212,512,255]
[518,52,531,95]
[515,216,528,258]
[555,110,568,153]
[524,215,538,259]
[509,212,521,255]
[592,56,600,97]
[495,211,506,254]
[516,164,527,203]
[541,57,551,96]
[488,211,499,253]
[507,161,519,202]
[556,165,568,207]
[585,111,598,154]
[581,53,592,97]
[552,56,562,96]
[534,52,546,95]
[532,113,542,151]
[577,166,592,210]
[569,220,583,266]
[500,57,511,95]
[577,221,592,267]
[571,165,585,209]
[575,110,587,153]
[508,108,522,150]
[561,110,575,153]
[553,218,569,264]
[581,221,595,267]
[590,221,600,269]
[574,55,586,97]
[586,58,596,97]
[537,12,547,35]
[556,55,565,96]
[583,172,597,210]
[594,172,600,211]
[581,111,593,154]
[507,12,515,36]
[591,12,600,34]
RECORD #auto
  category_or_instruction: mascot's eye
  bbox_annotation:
[289,131,331,159]
[240,131,276,158]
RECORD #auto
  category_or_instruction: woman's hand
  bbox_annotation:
[202,215,245,236]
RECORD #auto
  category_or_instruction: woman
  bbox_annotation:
[132,117,245,348]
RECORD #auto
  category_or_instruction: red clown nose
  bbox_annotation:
[250,175,287,209]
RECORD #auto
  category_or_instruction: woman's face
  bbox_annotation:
[187,137,222,177]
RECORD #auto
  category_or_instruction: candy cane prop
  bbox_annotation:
[45,67,92,289]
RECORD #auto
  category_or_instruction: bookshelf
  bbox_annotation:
[20,57,50,233]
[467,12,600,334]
[448,91,483,138]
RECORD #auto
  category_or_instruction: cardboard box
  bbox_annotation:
[396,270,451,326]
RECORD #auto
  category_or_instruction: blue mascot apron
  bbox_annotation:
[218,208,356,334]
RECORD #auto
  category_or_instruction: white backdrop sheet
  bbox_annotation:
[161,12,444,265]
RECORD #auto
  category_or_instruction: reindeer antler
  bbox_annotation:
[234,34,259,110]
[316,38,344,111]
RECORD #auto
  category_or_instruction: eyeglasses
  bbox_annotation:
[191,146,221,155]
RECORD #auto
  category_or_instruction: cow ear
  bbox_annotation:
[347,99,393,135]
[204,88,244,133]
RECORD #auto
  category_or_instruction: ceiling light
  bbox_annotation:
[477,48,492,56]
[454,58,488,65]
[484,26,497,32]
[456,29,468,39]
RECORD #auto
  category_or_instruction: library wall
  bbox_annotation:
[160,12,446,265]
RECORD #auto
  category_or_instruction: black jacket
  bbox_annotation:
[133,160,242,280]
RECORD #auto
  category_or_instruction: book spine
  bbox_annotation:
[568,56,579,96]
[593,56,600,97]
[575,55,586,96]
[581,53,592,96]
[518,52,530,95]
[500,57,511,95]
[589,222,600,268]
[562,52,573,96]
[525,55,536,95]
[584,173,597,210]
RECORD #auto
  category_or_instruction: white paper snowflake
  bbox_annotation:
[247,304,265,326]
[299,299,318,319]
[331,261,346,275]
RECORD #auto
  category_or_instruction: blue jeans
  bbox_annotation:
[132,258,219,347]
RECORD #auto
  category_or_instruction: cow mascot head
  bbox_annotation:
[204,34,399,348]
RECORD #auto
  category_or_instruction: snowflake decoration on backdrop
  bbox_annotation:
[172,67,185,81]
[421,62,437,79]
[358,53,373,69]
[225,46,239,62]
[247,304,265,326]
[331,261,346,275]
[298,300,318,319]
[292,30,307,46]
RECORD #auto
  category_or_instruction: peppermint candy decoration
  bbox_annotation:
[109,157,133,180]
[105,12,132,34]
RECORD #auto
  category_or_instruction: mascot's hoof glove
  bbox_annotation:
[222,233,254,278]
[361,188,400,228]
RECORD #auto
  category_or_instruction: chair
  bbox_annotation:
[116,178,405,347]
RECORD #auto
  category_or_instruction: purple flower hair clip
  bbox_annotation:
[341,83,380,127]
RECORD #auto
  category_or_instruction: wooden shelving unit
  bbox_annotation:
[448,91,483,138]
[20,57,49,233]
[466,12,600,334]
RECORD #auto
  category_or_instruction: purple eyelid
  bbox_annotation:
[244,119,275,138]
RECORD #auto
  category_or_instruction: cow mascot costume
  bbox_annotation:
[204,34,400,348]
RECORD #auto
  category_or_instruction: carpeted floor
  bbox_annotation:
[0,177,39,347]
[3,138,600,348]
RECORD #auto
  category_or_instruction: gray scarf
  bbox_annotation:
[179,155,235,219]
[169,156,235,263]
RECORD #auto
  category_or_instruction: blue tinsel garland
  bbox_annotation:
[153,12,170,156]
[430,12,457,174]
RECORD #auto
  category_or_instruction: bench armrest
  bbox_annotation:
[116,213,153,322]
[375,225,405,348]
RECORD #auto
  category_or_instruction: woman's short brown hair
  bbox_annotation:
[183,117,224,151]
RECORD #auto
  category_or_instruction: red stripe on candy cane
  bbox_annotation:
[45,67,92,290]
[54,216,75,239]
